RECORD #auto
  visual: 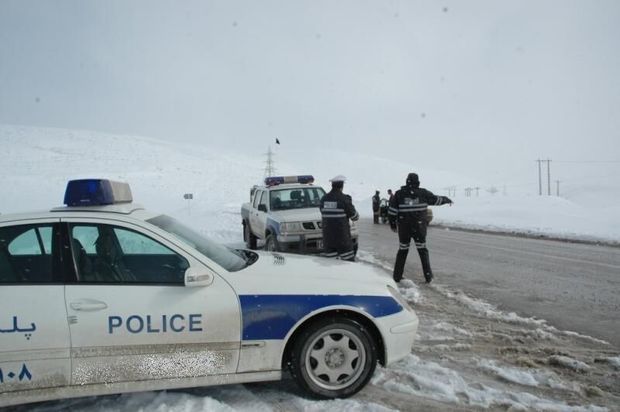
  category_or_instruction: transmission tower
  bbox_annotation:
[264,146,276,177]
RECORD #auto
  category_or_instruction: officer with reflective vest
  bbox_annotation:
[320,175,359,261]
[389,173,452,283]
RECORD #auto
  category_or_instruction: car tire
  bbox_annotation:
[289,317,378,399]
[264,233,279,252]
[243,221,257,250]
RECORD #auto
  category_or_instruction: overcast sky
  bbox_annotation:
[1,0,619,184]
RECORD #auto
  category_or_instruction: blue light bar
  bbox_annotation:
[63,179,133,206]
[264,175,315,186]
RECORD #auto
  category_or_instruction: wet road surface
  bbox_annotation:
[358,218,620,348]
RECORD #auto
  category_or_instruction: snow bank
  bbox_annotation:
[372,355,606,411]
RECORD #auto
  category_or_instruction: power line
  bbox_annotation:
[554,160,620,164]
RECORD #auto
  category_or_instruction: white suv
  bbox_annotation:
[241,175,358,253]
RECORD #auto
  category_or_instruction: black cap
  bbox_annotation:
[406,173,419,187]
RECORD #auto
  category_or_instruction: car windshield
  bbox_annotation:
[146,215,249,272]
[270,187,325,211]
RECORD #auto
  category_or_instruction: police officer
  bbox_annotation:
[320,175,359,261]
[372,190,380,224]
[389,173,452,283]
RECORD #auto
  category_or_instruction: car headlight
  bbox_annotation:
[387,285,414,312]
[281,222,302,232]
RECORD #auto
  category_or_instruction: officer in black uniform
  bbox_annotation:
[320,175,359,261]
[372,190,380,224]
[389,173,452,283]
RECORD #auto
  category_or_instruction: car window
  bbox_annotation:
[0,224,57,284]
[253,190,262,208]
[146,214,247,272]
[270,187,326,210]
[70,223,188,284]
[8,228,42,255]
[114,227,174,255]
[259,191,268,209]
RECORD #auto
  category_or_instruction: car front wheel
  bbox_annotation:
[289,317,377,399]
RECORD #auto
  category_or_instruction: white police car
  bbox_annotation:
[0,179,418,407]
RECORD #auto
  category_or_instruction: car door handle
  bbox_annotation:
[70,299,108,312]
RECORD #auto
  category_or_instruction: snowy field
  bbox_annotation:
[1,125,619,411]
[1,125,619,245]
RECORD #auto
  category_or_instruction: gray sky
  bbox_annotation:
[1,0,619,184]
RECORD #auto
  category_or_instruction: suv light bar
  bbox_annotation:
[265,175,314,186]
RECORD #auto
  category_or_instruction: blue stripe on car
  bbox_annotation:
[239,294,402,340]
[266,217,280,235]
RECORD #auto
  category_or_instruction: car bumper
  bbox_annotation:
[277,234,358,254]
[376,307,418,365]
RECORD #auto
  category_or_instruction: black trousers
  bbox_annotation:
[322,235,356,262]
[393,219,431,281]
[323,245,356,261]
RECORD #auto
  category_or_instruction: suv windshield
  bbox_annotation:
[147,215,248,272]
[270,187,325,211]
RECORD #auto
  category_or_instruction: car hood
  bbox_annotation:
[228,251,394,296]
[269,208,321,222]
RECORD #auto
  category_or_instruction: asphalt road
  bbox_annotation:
[357,218,620,348]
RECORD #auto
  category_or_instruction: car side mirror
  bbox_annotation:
[184,266,214,287]
[258,204,267,213]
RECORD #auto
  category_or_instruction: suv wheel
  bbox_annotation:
[289,317,377,399]
[264,233,279,252]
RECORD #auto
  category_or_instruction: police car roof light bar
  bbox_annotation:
[264,175,314,186]
[64,179,133,206]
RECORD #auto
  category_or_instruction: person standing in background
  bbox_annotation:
[372,190,380,224]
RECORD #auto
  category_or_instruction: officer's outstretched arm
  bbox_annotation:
[425,190,453,206]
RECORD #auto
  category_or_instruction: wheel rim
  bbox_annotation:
[304,328,366,391]
[266,238,276,251]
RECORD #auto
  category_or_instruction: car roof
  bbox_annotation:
[260,183,322,190]
[0,204,159,224]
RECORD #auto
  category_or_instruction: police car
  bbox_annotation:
[0,179,418,407]
[241,175,358,253]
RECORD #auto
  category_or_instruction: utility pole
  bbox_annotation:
[545,158,552,196]
[264,146,276,177]
[555,180,560,197]
[536,159,542,195]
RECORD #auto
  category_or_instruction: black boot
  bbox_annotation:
[424,271,433,283]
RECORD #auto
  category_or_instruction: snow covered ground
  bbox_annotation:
[2,125,619,411]
[1,125,619,245]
